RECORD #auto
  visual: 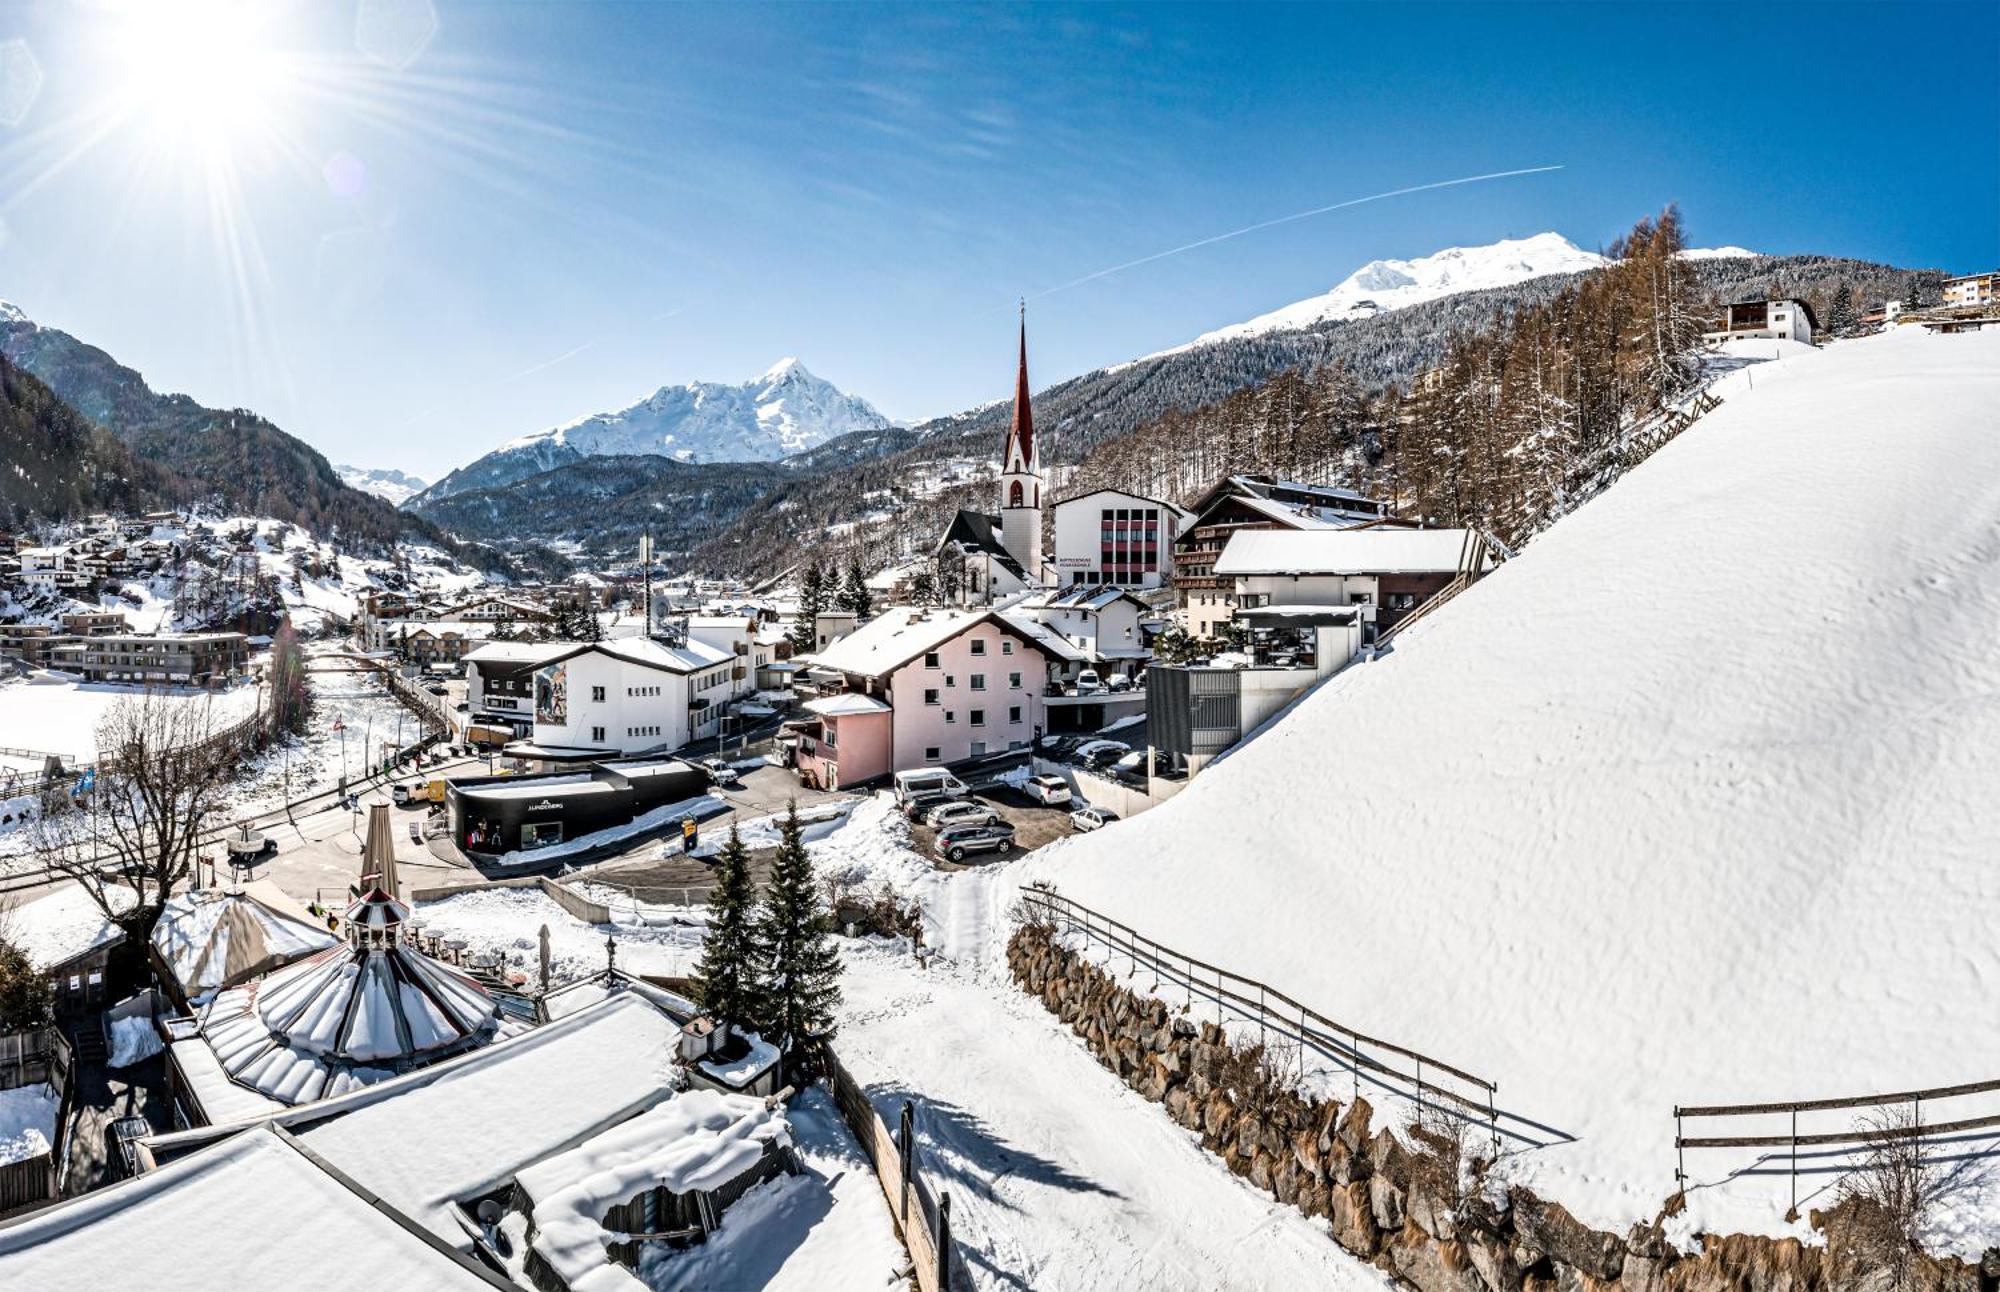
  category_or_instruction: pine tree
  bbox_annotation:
[754,801,842,1053]
[908,567,937,606]
[788,560,827,652]
[690,824,761,1033]
[1829,283,1857,336]
[839,556,872,617]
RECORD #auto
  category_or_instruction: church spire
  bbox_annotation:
[1006,300,1034,473]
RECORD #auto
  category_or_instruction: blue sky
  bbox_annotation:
[0,1,1992,479]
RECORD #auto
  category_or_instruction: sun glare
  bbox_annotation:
[105,0,297,162]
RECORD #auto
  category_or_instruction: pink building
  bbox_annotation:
[790,607,1051,789]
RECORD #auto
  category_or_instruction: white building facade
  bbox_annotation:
[1050,489,1191,590]
[520,639,739,756]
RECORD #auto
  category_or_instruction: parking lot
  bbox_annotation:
[911,780,1082,871]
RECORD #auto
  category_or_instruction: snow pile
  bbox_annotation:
[691,800,850,857]
[106,1015,163,1069]
[0,1084,58,1166]
[806,792,936,895]
[522,1089,790,1292]
[965,328,2000,1254]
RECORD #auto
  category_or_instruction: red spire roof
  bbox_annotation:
[1007,305,1034,467]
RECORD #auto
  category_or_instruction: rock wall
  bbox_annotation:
[1008,923,1998,1292]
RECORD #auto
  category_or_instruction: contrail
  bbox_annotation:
[1019,164,1565,305]
[505,341,594,383]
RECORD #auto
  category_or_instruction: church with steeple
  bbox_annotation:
[934,308,1048,604]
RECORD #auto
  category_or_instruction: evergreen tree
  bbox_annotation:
[839,556,872,617]
[754,801,843,1054]
[1903,276,1925,310]
[1829,283,1857,336]
[690,825,762,1033]
[907,567,937,606]
[788,560,828,652]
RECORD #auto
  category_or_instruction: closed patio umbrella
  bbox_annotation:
[362,800,400,901]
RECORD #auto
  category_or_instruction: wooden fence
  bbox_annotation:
[1674,1076,2000,1214]
[0,1028,67,1218]
[821,1044,962,1292]
[0,1154,56,1218]
[1617,389,1724,471]
[1018,886,1504,1141]
[0,1028,65,1092]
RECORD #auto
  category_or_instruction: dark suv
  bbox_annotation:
[932,821,1016,863]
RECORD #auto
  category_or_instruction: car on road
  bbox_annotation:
[1069,805,1119,832]
[698,757,740,786]
[924,799,998,830]
[933,821,1016,862]
[391,783,414,806]
[1022,774,1073,807]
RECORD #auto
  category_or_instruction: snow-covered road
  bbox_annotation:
[836,939,1385,1291]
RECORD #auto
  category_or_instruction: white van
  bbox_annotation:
[893,768,970,806]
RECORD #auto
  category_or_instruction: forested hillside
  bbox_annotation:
[680,229,1937,574]
[0,352,187,528]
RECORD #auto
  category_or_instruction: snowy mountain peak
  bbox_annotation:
[335,464,430,507]
[1145,232,1610,361]
[415,360,891,506]
[0,299,30,326]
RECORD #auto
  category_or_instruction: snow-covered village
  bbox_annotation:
[0,3,1995,1290]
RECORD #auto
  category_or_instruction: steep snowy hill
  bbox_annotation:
[414,359,890,505]
[335,464,429,506]
[985,328,2000,1255]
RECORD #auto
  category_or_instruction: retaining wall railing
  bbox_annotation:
[1017,885,1503,1143]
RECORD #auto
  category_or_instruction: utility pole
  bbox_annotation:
[640,534,654,641]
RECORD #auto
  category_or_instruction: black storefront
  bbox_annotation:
[446,758,708,857]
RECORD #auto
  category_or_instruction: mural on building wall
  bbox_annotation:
[534,662,568,725]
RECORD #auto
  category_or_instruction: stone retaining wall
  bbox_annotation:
[1008,923,1999,1292]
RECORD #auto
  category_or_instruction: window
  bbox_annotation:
[1001,640,1013,655]
[1009,706,1022,723]
[944,675,955,688]
[970,741,987,757]
[970,673,985,691]
[591,685,605,702]
[944,710,956,724]
[924,688,940,705]
[924,746,941,762]
[970,708,985,726]
[591,726,605,742]
[1009,672,1022,689]
[969,639,986,656]
[924,651,941,668]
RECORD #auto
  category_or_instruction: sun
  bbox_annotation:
[104,0,299,164]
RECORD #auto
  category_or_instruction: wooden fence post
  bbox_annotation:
[899,1100,916,1230]
[935,1191,952,1292]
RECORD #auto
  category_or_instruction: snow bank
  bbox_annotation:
[107,1014,163,1069]
[981,328,2000,1255]
[414,886,705,984]
[0,1084,58,1166]
[490,795,722,866]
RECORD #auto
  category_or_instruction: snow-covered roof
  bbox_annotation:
[149,883,337,1000]
[290,994,684,1247]
[802,692,892,717]
[562,637,736,675]
[0,1126,503,1290]
[464,640,569,667]
[1214,527,1476,576]
[518,1088,790,1292]
[198,889,504,1106]
[807,607,991,678]
[997,611,1094,663]
[2,883,136,972]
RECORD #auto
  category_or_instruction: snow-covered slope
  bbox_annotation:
[982,327,2000,1255]
[335,465,429,506]
[415,359,890,504]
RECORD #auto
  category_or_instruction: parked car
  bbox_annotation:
[925,799,998,830]
[933,821,1016,862]
[1106,672,1134,693]
[1074,668,1104,694]
[902,790,955,821]
[1069,805,1118,832]
[1074,740,1131,771]
[893,768,970,806]
[698,756,740,786]
[1022,774,1073,807]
